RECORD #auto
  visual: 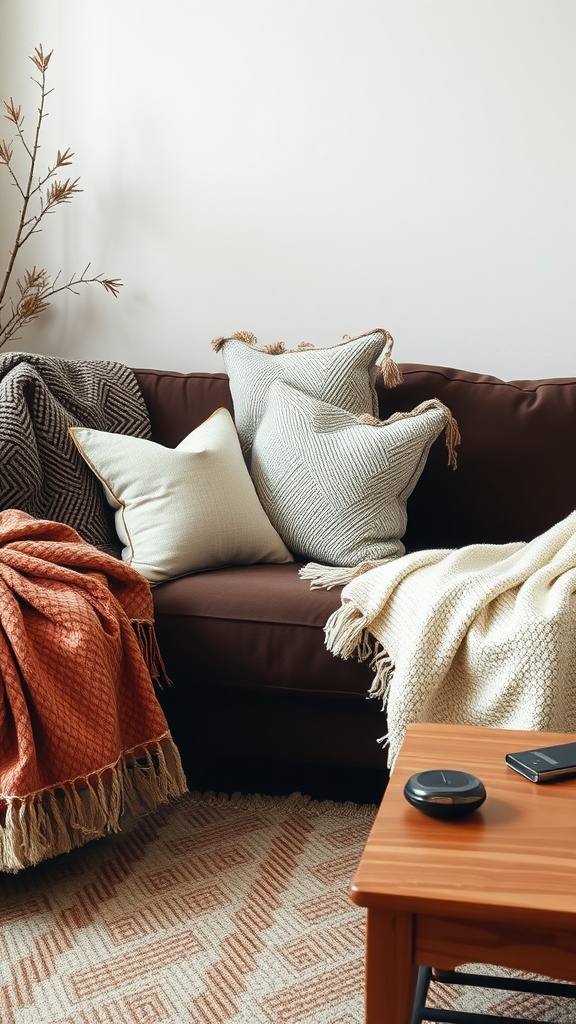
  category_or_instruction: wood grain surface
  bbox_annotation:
[352,723,576,924]
[351,724,576,1022]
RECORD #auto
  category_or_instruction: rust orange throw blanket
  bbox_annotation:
[0,510,188,872]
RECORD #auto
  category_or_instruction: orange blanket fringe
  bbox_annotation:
[0,510,188,872]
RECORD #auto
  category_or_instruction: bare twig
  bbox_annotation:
[0,45,122,349]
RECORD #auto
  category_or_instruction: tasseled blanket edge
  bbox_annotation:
[299,559,391,590]
[132,618,172,688]
[323,600,395,753]
[0,734,188,873]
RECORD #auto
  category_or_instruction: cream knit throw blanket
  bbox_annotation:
[323,511,576,771]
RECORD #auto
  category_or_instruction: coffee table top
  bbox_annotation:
[351,723,576,927]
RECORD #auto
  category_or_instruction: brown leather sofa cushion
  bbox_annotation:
[153,562,372,698]
[152,562,387,798]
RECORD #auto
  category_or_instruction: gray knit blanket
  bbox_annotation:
[0,352,152,554]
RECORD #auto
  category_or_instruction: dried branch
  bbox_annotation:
[0,265,123,348]
[0,45,122,349]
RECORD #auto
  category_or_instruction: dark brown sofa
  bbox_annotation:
[133,363,576,804]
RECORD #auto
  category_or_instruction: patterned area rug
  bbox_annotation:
[0,790,574,1024]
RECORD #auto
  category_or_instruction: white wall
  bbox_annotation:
[0,0,574,378]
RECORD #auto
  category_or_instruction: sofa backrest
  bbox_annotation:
[134,364,576,551]
[378,364,576,549]
[134,369,234,448]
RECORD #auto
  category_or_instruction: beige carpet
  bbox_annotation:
[0,790,574,1024]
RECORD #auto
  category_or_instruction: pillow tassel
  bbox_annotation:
[211,331,258,353]
[377,328,403,389]
[382,355,403,389]
[380,399,460,469]
[444,411,461,469]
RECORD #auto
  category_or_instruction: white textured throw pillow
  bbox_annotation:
[69,409,293,584]
[250,382,459,573]
[212,328,401,459]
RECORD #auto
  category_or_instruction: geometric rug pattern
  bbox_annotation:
[0,790,574,1023]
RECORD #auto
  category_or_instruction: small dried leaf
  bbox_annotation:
[100,278,123,297]
[56,148,74,167]
[15,266,51,321]
[3,98,22,126]
[17,266,50,296]
[18,293,50,318]
[46,177,82,205]
[0,139,13,164]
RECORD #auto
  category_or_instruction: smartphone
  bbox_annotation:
[505,741,576,783]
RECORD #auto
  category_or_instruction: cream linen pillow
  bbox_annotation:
[250,382,459,574]
[69,408,293,585]
[212,328,401,459]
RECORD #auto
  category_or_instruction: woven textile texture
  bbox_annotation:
[251,381,456,569]
[0,510,187,872]
[70,408,292,585]
[0,352,151,554]
[212,328,400,459]
[324,510,576,769]
[0,790,574,1024]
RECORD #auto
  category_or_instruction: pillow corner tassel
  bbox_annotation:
[444,411,461,469]
[211,330,259,354]
[378,329,403,389]
[424,398,461,468]
[392,398,461,468]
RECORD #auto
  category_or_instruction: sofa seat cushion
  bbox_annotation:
[152,562,373,699]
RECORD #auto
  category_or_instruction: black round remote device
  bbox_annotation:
[403,769,486,820]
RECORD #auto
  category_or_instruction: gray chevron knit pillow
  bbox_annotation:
[250,382,459,580]
[212,328,401,459]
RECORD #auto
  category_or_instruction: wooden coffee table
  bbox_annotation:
[351,723,576,1024]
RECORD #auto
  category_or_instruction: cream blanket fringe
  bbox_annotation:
[0,734,187,873]
[324,511,576,771]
